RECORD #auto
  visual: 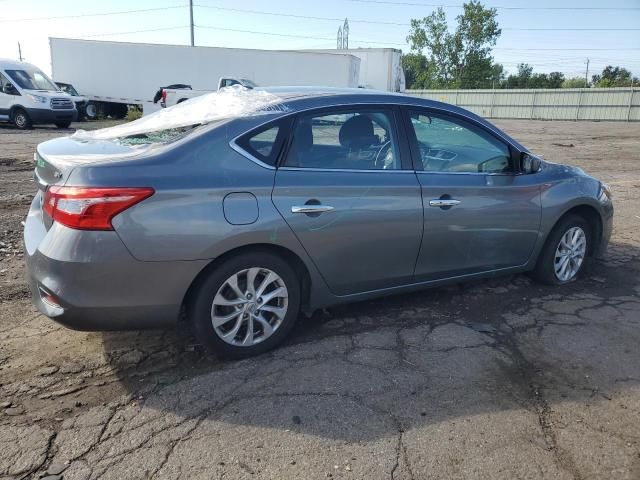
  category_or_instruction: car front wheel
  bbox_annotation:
[533,214,591,285]
[191,252,301,358]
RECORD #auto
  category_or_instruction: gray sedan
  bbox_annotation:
[24,88,613,357]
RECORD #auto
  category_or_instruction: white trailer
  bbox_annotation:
[49,38,361,116]
[302,48,405,92]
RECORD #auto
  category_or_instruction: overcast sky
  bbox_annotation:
[0,0,638,79]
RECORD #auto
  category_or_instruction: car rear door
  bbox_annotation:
[403,108,542,281]
[271,106,423,296]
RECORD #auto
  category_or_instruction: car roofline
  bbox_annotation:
[254,89,527,153]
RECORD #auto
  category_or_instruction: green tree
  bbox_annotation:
[504,64,565,89]
[562,77,587,88]
[406,1,501,88]
[402,53,439,89]
[592,66,638,87]
[504,63,532,88]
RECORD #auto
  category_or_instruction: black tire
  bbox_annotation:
[109,103,128,119]
[84,102,98,120]
[532,214,592,285]
[191,251,301,359]
[12,108,32,129]
[55,121,72,129]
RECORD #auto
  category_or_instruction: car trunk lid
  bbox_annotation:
[34,137,149,229]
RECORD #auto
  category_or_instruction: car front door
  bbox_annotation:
[271,106,423,296]
[404,108,542,281]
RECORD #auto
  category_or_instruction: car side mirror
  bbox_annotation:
[521,153,541,174]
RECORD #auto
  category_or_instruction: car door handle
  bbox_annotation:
[429,199,461,207]
[291,205,335,214]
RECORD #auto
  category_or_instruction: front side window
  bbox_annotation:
[57,83,78,96]
[409,111,512,174]
[6,69,58,91]
[283,109,401,170]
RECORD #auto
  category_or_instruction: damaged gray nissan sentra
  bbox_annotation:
[24,87,613,357]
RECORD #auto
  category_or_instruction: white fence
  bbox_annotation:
[405,87,640,121]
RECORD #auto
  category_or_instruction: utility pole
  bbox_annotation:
[18,42,23,61]
[584,58,590,87]
[189,0,194,46]
[343,19,349,49]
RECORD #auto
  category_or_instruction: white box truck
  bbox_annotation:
[302,48,406,92]
[49,38,361,117]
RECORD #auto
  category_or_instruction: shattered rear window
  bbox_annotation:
[72,86,287,145]
[116,125,200,146]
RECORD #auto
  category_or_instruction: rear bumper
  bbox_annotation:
[26,107,77,125]
[24,194,207,331]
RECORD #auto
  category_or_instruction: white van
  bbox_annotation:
[0,59,77,129]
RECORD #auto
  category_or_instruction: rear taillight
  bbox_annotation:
[161,89,167,104]
[43,186,154,230]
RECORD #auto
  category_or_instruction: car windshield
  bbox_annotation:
[6,69,58,91]
[241,79,258,88]
[57,83,79,96]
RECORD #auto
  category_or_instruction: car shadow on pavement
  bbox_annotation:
[98,240,640,446]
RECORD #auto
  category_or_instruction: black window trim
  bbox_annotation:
[231,116,293,169]
[276,104,414,172]
[400,106,522,175]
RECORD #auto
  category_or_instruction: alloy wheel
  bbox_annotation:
[554,226,587,282]
[211,267,288,346]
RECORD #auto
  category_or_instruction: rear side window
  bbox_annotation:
[235,120,288,167]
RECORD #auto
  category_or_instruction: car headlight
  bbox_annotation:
[599,182,612,202]
[26,94,47,104]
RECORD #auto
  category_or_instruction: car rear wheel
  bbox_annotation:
[533,214,591,285]
[191,252,301,358]
[12,109,32,129]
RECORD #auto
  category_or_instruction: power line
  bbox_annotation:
[195,24,405,45]
[0,5,185,23]
[194,4,407,26]
[78,26,189,39]
[194,23,640,50]
[193,4,640,31]
[348,0,640,10]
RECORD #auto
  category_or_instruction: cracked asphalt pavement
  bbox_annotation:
[1,120,639,479]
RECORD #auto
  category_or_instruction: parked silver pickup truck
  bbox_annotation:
[159,77,257,107]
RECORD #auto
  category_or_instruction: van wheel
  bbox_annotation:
[12,109,32,129]
[533,214,591,285]
[55,121,71,129]
[191,252,301,359]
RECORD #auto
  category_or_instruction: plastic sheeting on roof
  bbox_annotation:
[71,86,286,142]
